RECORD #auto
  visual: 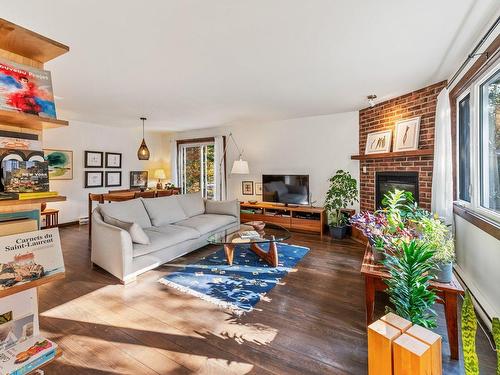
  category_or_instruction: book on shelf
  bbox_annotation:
[0,193,19,201]
[0,227,65,292]
[239,230,261,239]
[0,336,57,375]
[17,192,58,200]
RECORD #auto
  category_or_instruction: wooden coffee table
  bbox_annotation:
[207,222,291,267]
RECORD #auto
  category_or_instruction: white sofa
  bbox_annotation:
[91,193,240,283]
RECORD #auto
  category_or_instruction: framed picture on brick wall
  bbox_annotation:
[393,117,420,151]
[365,130,392,154]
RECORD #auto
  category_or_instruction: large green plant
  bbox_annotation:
[493,317,500,375]
[462,291,480,375]
[416,216,455,264]
[383,240,437,328]
[378,189,413,233]
[324,170,358,227]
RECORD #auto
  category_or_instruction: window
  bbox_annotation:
[458,94,471,202]
[479,68,499,214]
[177,140,215,199]
[455,62,500,222]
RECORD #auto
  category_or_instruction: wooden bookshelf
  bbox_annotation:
[0,196,66,207]
[0,18,69,63]
[0,273,65,299]
[0,109,68,130]
[350,149,434,160]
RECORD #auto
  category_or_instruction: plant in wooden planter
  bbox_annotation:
[324,170,358,239]
[462,291,479,375]
[383,240,437,328]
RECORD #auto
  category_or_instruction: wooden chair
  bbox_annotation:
[88,193,104,238]
[134,191,156,199]
[156,189,173,197]
[103,192,136,202]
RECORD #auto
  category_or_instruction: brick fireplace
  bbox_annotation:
[357,81,446,211]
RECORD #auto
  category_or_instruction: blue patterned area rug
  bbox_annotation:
[158,243,309,315]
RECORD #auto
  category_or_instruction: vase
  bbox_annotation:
[329,225,348,239]
[432,261,453,283]
[371,245,385,263]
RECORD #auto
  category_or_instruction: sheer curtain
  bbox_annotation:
[213,135,226,200]
[170,139,178,186]
[431,87,453,224]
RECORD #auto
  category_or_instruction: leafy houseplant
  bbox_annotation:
[324,170,358,239]
[383,240,437,328]
[493,317,500,375]
[462,291,480,375]
[416,216,455,283]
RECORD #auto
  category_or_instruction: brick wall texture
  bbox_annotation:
[358,81,447,211]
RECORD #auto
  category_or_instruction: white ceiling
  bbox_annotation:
[1,0,499,130]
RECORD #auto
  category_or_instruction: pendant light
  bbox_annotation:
[137,117,150,160]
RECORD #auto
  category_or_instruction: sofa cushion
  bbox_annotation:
[141,196,187,226]
[176,192,205,217]
[98,199,151,228]
[102,215,150,244]
[175,214,237,235]
[205,199,238,217]
[133,225,200,258]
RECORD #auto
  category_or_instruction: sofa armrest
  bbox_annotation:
[205,199,240,219]
[91,210,134,282]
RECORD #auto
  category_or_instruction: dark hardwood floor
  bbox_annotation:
[37,225,497,374]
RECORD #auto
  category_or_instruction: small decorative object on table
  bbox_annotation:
[154,169,166,189]
[248,200,258,205]
[247,220,265,231]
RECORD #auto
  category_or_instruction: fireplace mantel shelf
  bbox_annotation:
[351,149,434,160]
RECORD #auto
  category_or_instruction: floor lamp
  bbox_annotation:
[218,132,249,200]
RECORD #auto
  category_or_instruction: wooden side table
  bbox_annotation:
[360,245,464,360]
[41,208,59,229]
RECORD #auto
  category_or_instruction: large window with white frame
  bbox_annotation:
[456,61,500,222]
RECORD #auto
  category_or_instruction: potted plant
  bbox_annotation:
[416,216,455,283]
[383,240,438,328]
[324,170,358,239]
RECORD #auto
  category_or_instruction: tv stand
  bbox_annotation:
[240,201,326,237]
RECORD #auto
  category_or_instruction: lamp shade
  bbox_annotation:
[154,169,166,179]
[231,158,249,174]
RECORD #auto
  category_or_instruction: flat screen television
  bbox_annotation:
[262,174,309,205]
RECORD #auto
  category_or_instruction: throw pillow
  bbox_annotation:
[102,214,150,245]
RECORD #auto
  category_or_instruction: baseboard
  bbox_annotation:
[58,220,80,227]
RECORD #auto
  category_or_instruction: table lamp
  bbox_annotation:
[154,169,166,189]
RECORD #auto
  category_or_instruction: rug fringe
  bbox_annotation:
[158,278,249,316]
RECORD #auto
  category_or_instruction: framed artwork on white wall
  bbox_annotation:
[105,171,122,187]
[85,171,103,188]
[393,117,421,151]
[105,152,122,168]
[365,130,392,154]
[84,151,103,168]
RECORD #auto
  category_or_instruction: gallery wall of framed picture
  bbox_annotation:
[363,116,421,155]
[83,151,123,189]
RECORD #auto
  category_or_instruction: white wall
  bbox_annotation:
[168,111,360,210]
[454,216,500,322]
[43,121,171,223]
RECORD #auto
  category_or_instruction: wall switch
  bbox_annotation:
[362,166,367,174]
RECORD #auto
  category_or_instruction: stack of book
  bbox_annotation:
[0,336,58,375]
[239,230,261,240]
[17,192,58,200]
